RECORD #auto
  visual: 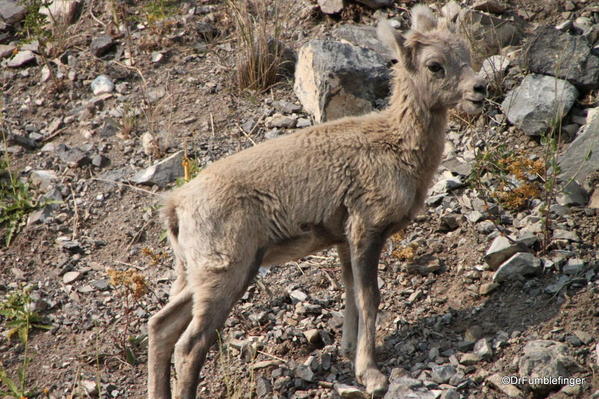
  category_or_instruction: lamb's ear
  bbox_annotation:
[377,20,414,69]
[440,1,460,31]
[411,4,437,32]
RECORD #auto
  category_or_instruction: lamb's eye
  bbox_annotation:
[427,62,443,73]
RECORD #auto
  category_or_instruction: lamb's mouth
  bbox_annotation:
[467,98,484,107]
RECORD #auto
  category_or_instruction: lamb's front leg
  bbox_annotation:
[347,220,388,396]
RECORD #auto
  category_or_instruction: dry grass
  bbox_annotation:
[225,0,296,92]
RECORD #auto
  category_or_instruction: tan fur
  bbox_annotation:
[147,5,486,398]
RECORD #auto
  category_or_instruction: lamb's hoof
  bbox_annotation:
[358,368,388,397]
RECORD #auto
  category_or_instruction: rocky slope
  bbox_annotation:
[0,0,597,398]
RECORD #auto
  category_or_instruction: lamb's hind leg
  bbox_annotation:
[148,288,193,399]
[338,243,358,359]
[348,219,388,396]
[173,255,260,399]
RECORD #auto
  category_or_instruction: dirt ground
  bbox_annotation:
[0,0,597,398]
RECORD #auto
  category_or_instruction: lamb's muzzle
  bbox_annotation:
[147,3,487,398]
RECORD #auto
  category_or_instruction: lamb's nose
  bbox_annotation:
[473,82,487,96]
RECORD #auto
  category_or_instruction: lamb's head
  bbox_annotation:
[378,3,486,114]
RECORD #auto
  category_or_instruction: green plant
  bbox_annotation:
[142,0,177,25]
[18,0,52,41]
[0,159,43,247]
[0,286,52,398]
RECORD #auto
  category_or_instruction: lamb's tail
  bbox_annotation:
[161,196,187,296]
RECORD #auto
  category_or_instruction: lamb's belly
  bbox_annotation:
[261,232,341,266]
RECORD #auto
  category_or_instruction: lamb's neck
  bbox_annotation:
[381,75,449,176]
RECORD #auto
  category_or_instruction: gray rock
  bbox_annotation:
[131,151,184,187]
[553,229,580,242]
[89,35,116,57]
[544,275,571,295]
[589,189,599,209]
[431,364,456,384]
[80,380,99,396]
[559,107,599,184]
[563,258,586,275]
[479,55,510,81]
[472,0,506,14]
[441,388,460,399]
[556,180,588,206]
[520,25,599,90]
[40,0,80,25]
[459,353,481,365]
[293,40,389,123]
[486,373,522,397]
[56,144,90,167]
[294,364,314,382]
[317,0,343,14]
[0,43,16,58]
[484,236,527,270]
[334,383,366,399]
[518,340,580,396]
[30,170,58,191]
[474,338,493,360]
[268,114,297,129]
[384,384,436,399]
[6,50,36,68]
[296,118,312,128]
[493,252,541,283]
[255,377,272,398]
[501,74,578,136]
[572,330,593,345]
[63,271,82,284]
[442,157,472,177]
[289,289,308,303]
[0,0,26,24]
[332,24,394,62]
[91,75,114,95]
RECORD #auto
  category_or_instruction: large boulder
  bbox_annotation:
[332,24,394,62]
[559,106,599,184]
[293,40,389,123]
[0,0,26,24]
[518,340,580,396]
[501,74,578,136]
[520,25,599,91]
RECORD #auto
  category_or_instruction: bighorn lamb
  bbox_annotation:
[148,4,486,398]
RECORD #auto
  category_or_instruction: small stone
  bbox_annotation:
[479,282,499,296]
[464,325,484,343]
[92,279,109,291]
[442,388,460,399]
[7,50,36,67]
[90,34,115,57]
[131,151,184,187]
[56,144,89,167]
[91,75,114,95]
[493,252,541,283]
[0,0,27,24]
[563,258,586,275]
[486,373,522,397]
[588,189,599,209]
[81,380,98,396]
[334,383,366,399]
[294,364,314,382]
[151,51,163,63]
[30,170,58,191]
[460,353,482,365]
[63,271,82,284]
[267,114,297,129]
[572,330,593,345]
[303,329,323,346]
[296,118,312,128]
[556,180,588,206]
[318,0,344,14]
[553,229,580,242]
[431,364,456,384]
[289,289,308,303]
[474,338,493,360]
[472,0,506,14]
[479,55,510,81]
[255,377,272,398]
[0,43,16,59]
[484,235,526,270]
